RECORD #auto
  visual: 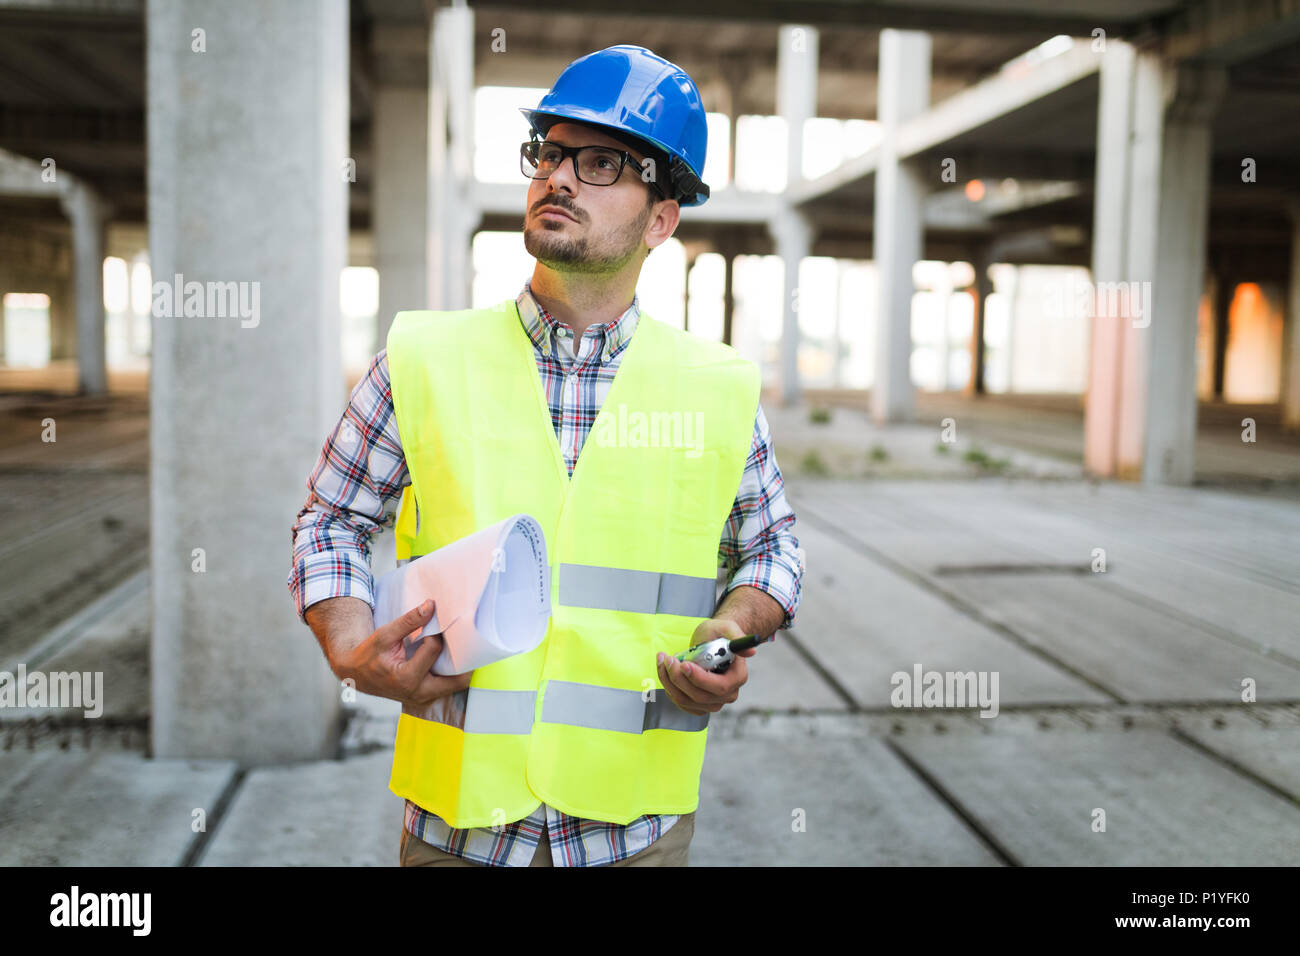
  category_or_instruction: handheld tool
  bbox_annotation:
[673,633,773,674]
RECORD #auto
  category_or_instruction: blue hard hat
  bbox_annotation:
[519,45,711,206]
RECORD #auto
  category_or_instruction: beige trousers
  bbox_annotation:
[400,811,695,867]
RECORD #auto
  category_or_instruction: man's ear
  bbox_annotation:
[646,198,680,250]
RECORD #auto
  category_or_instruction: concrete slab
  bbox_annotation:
[694,717,1004,865]
[937,573,1300,703]
[0,471,147,665]
[863,480,1300,660]
[766,403,1082,481]
[199,751,404,866]
[24,572,151,720]
[953,479,1300,591]
[0,751,236,866]
[895,729,1300,864]
[1176,725,1300,801]
[790,521,1109,708]
[788,484,1092,575]
[729,633,845,711]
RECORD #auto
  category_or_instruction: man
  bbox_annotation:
[288,45,803,867]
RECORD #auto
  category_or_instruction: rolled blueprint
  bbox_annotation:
[372,513,551,675]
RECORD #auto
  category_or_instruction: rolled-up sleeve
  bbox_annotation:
[717,402,804,629]
[287,350,410,623]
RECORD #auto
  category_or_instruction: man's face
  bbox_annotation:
[523,122,667,274]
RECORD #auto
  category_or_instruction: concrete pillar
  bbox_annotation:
[683,255,694,332]
[372,23,429,350]
[147,0,348,763]
[1084,42,1225,483]
[129,249,149,356]
[771,206,812,405]
[775,23,817,405]
[1006,267,1021,392]
[965,250,992,395]
[1143,63,1224,484]
[831,261,843,388]
[1211,272,1233,398]
[47,279,77,362]
[721,244,736,346]
[1085,42,1138,477]
[872,30,930,424]
[1286,205,1300,430]
[718,56,747,189]
[727,113,740,187]
[58,182,108,395]
[427,4,476,311]
[934,266,953,390]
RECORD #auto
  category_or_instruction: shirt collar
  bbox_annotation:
[516,279,640,364]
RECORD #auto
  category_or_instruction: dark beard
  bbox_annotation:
[522,203,651,274]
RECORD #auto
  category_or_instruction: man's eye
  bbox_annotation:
[596,156,617,169]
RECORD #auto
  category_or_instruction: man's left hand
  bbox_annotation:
[655,617,757,716]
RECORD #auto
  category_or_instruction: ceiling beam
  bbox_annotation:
[468,1,1142,37]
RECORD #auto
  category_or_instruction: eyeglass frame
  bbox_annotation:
[520,139,666,198]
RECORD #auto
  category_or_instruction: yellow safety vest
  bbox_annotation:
[385,298,759,827]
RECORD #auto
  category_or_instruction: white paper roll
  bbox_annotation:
[372,514,551,675]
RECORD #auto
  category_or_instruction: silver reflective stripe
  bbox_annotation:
[643,693,710,732]
[413,688,535,734]
[557,564,715,617]
[417,688,467,728]
[541,679,709,734]
[464,688,537,735]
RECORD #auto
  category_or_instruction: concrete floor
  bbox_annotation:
[1,375,1298,865]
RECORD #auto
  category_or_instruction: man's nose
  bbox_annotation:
[545,154,581,194]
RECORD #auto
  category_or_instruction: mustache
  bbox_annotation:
[534,198,580,220]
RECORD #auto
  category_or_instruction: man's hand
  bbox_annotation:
[335,599,473,708]
[654,617,756,716]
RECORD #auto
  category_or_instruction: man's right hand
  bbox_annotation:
[336,599,473,708]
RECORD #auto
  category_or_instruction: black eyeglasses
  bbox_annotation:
[520,140,650,188]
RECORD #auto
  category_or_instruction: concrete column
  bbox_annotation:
[1211,272,1233,398]
[872,29,930,424]
[718,56,747,189]
[965,250,992,395]
[1085,41,1138,477]
[428,4,475,311]
[721,244,736,346]
[831,261,843,388]
[1142,63,1224,484]
[372,23,429,350]
[1286,205,1300,430]
[1006,266,1021,392]
[1084,42,1225,483]
[58,182,108,395]
[934,266,953,390]
[129,249,149,356]
[47,279,77,362]
[728,113,740,188]
[147,0,348,763]
[771,206,812,404]
[776,23,817,405]
[683,255,694,333]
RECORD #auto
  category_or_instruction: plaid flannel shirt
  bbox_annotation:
[288,280,803,865]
